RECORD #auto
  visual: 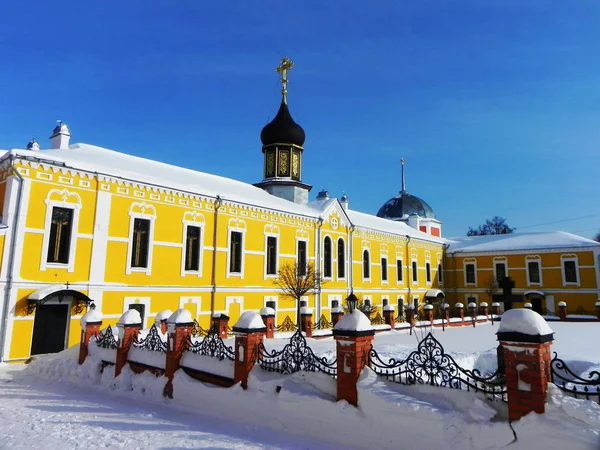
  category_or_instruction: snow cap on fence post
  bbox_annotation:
[332,309,375,407]
[164,309,195,399]
[557,301,567,320]
[115,309,142,377]
[260,307,276,339]
[212,313,230,339]
[383,304,395,327]
[79,308,103,365]
[300,306,313,338]
[454,302,464,319]
[232,311,266,390]
[154,309,173,334]
[496,308,554,422]
[331,306,344,326]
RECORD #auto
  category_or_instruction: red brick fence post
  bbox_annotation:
[115,310,142,377]
[479,302,489,318]
[78,307,103,365]
[331,307,344,326]
[333,309,375,407]
[454,303,464,320]
[491,302,501,317]
[300,306,313,338]
[423,304,434,322]
[164,309,195,398]
[383,304,395,327]
[260,307,276,339]
[233,311,266,390]
[497,308,554,422]
[212,313,230,339]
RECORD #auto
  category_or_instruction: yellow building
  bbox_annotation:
[0,59,446,362]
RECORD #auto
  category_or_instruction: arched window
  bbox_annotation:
[363,249,370,279]
[337,238,345,278]
[323,236,332,278]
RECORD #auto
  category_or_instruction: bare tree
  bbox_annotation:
[467,216,515,236]
[274,262,326,326]
[484,274,499,304]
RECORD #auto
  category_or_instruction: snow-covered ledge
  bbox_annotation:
[497,308,554,343]
[232,311,266,334]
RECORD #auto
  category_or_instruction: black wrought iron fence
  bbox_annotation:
[370,312,386,325]
[368,332,507,402]
[133,325,167,352]
[191,320,211,337]
[275,316,298,332]
[95,325,118,350]
[551,353,600,404]
[186,328,235,361]
[257,329,337,376]
[312,314,333,330]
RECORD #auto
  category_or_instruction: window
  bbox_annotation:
[465,263,476,284]
[426,262,431,283]
[528,261,540,284]
[266,300,276,310]
[397,297,404,317]
[230,231,243,273]
[412,261,418,282]
[297,240,307,276]
[437,263,443,283]
[323,237,332,278]
[266,236,277,275]
[563,260,578,284]
[184,225,201,271]
[495,262,507,281]
[381,257,388,281]
[364,298,371,307]
[382,297,389,307]
[363,250,370,279]
[397,259,403,282]
[337,239,345,278]
[331,300,339,308]
[131,218,151,268]
[47,207,73,264]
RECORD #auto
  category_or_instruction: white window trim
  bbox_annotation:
[494,260,508,281]
[126,208,156,276]
[561,255,580,286]
[227,219,246,278]
[411,259,418,285]
[322,235,333,280]
[296,237,309,274]
[40,190,82,273]
[123,297,151,329]
[464,260,477,286]
[381,256,389,284]
[413,296,420,309]
[336,237,346,281]
[181,216,205,278]
[396,257,404,285]
[525,256,542,286]
[179,296,202,320]
[425,261,432,284]
[264,233,280,279]
[362,248,371,282]
[437,262,444,285]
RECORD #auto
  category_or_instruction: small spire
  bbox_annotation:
[400,158,406,194]
[276,56,294,105]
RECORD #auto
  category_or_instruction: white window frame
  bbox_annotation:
[362,248,371,282]
[493,259,508,282]
[411,259,418,285]
[464,259,477,286]
[322,234,333,280]
[226,219,246,278]
[40,189,82,273]
[525,256,542,286]
[425,261,431,284]
[396,256,403,284]
[561,254,579,286]
[264,225,280,279]
[181,212,205,277]
[123,297,151,329]
[336,237,346,281]
[381,256,388,284]
[437,261,444,285]
[296,237,308,275]
[126,202,156,276]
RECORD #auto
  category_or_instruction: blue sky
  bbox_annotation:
[1,1,600,237]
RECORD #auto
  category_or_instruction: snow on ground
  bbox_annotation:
[1,322,599,449]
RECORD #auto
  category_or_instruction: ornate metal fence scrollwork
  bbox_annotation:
[312,314,333,330]
[368,332,507,402]
[134,325,167,353]
[186,328,235,361]
[551,353,600,403]
[191,320,211,337]
[370,312,386,325]
[258,330,337,376]
[275,316,298,332]
[95,325,118,350]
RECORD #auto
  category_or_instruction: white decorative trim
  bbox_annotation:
[411,259,418,285]
[336,237,346,281]
[362,248,371,282]
[493,257,508,282]
[226,219,246,278]
[179,296,202,319]
[381,256,388,284]
[123,296,151,328]
[40,188,83,273]
[396,257,404,285]
[463,258,477,286]
[126,202,157,276]
[525,255,543,286]
[181,212,206,278]
[322,234,333,280]
[560,254,580,287]
[89,191,111,284]
[264,224,280,279]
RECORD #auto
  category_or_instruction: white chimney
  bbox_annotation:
[50,121,71,149]
[407,213,420,231]
[340,194,349,210]
[26,138,40,151]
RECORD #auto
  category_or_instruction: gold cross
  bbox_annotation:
[276,56,294,104]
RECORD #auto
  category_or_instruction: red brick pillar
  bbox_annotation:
[383,305,395,327]
[260,307,275,339]
[479,302,489,317]
[595,301,600,320]
[468,302,477,320]
[115,309,143,377]
[497,309,554,422]
[212,313,230,339]
[333,311,375,407]
[492,302,501,317]
[78,309,103,365]
[164,315,195,398]
[154,309,173,335]
[233,311,266,390]
[442,304,450,321]
[423,304,433,322]
[454,303,464,319]
[558,302,567,320]
[331,309,344,326]
[300,307,313,338]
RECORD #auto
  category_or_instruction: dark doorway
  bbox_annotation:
[529,297,543,315]
[31,304,69,355]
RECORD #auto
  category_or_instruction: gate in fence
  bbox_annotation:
[551,353,600,404]
[368,332,507,402]
[257,329,337,376]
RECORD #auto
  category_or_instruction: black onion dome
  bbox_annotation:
[377,193,436,220]
[260,101,305,146]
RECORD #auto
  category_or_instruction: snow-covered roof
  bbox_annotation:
[446,231,600,253]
